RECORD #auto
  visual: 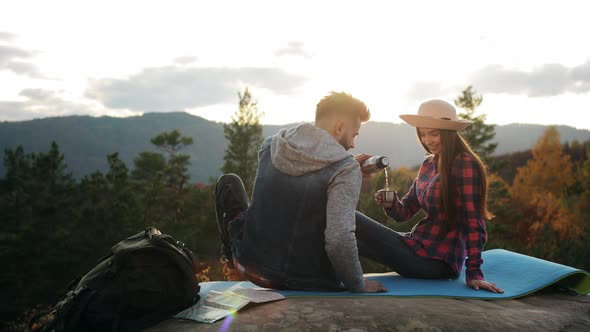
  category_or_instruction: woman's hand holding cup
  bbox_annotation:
[375,189,395,208]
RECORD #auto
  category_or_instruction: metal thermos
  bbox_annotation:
[361,156,389,174]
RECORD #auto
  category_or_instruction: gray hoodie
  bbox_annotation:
[265,123,365,292]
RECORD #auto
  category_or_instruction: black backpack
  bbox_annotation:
[31,227,201,332]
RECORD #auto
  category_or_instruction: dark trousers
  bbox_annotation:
[355,211,456,279]
[218,174,456,290]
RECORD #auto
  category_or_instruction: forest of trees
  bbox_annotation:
[1,87,589,330]
[0,131,221,330]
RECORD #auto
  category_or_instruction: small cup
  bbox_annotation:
[381,190,395,203]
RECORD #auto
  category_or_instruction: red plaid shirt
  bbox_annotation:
[385,153,487,284]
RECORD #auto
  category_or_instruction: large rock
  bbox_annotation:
[147,291,590,331]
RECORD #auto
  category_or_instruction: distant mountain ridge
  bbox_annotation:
[1,112,589,182]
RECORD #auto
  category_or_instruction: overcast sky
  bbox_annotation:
[1,0,590,129]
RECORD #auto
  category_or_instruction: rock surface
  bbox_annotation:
[147,291,590,332]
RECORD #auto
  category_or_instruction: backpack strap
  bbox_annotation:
[30,286,95,332]
[53,287,93,331]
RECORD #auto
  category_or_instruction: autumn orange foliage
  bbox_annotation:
[508,126,580,256]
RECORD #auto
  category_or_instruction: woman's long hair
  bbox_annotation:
[417,128,494,226]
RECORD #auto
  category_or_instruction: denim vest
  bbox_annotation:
[234,142,351,290]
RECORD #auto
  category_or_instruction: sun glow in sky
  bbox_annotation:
[1,0,590,129]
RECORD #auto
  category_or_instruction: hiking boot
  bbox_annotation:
[215,173,249,268]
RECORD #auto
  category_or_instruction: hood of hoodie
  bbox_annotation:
[270,123,352,176]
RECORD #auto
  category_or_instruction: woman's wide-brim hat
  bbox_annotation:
[399,99,473,131]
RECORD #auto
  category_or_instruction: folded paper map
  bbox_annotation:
[175,284,285,323]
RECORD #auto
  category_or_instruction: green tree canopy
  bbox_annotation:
[221,87,264,193]
[454,86,498,165]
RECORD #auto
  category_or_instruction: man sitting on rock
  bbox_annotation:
[214,91,386,293]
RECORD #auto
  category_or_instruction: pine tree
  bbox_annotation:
[132,130,194,225]
[0,142,78,323]
[150,130,194,191]
[454,86,498,165]
[221,87,263,193]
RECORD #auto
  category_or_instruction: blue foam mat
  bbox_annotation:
[199,249,590,300]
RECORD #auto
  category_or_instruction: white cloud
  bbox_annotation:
[0,32,15,41]
[0,89,103,121]
[85,64,307,111]
[470,60,590,97]
[174,56,198,65]
[274,42,310,58]
[0,44,44,78]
